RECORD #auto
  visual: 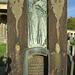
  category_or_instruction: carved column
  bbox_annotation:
[3,24,6,37]
[1,23,3,36]
[48,0,67,75]
[8,0,28,75]
[0,23,1,36]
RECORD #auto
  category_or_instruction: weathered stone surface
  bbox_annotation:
[8,0,67,75]
[9,0,24,38]
[8,0,28,75]
[48,0,67,75]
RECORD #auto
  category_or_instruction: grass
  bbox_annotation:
[0,44,6,51]
[0,52,6,58]
[0,44,6,58]
[0,44,7,66]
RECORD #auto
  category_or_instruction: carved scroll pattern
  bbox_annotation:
[28,0,47,48]
[51,0,65,53]
[9,0,24,38]
[9,0,24,73]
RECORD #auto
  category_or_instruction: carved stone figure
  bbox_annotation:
[28,0,47,48]
[28,0,47,47]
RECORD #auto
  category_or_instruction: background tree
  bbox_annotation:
[67,17,75,30]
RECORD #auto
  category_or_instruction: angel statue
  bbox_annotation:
[28,0,47,48]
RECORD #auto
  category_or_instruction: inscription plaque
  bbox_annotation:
[28,56,44,75]
[23,48,50,75]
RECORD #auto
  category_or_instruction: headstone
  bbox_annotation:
[68,32,71,38]
[72,46,75,56]
[67,33,71,40]
[70,33,73,42]
[67,40,70,55]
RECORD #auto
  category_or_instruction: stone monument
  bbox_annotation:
[8,0,67,75]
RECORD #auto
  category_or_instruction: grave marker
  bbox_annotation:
[8,0,67,75]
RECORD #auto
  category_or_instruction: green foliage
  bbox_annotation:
[69,41,75,51]
[70,41,75,46]
[69,46,71,51]
[0,52,6,58]
[67,17,75,30]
